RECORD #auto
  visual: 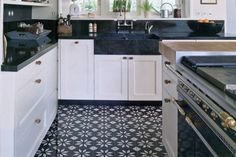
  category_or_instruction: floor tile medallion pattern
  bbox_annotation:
[35,104,168,157]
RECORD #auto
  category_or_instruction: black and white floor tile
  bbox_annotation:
[35,104,168,157]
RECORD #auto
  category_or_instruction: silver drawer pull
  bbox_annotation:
[164,98,171,103]
[165,61,171,65]
[35,60,42,65]
[35,79,42,84]
[35,119,41,124]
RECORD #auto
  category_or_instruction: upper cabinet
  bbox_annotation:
[3,0,58,20]
[4,0,51,6]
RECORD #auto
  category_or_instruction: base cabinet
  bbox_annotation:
[129,55,162,100]
[162,56,178,157]
[95,55,162,101]
[0,46,57,157]
[162,89,178,157]
[95,55,128,100]
[59,39,94,100]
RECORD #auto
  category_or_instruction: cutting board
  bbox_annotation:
[196,67,236,91]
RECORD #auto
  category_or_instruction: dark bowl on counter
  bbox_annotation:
[187,21,224,34]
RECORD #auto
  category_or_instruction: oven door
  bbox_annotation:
[174,95,235,157]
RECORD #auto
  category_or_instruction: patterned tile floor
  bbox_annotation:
[35,104,168,157]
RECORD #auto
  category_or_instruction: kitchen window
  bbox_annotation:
[109,0,137,12]
[151,0,177,12]
[73,0,98,13]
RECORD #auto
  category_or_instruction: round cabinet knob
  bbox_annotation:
[123,57,127,60]
[164,80,171,84]
[164,98,171,103]
[35,60,42,65]
[35,79,42,84]
[74,41,79,44]
[35,119,41,124]
[129,57,133,60]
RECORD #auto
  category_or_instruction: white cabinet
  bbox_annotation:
[0,46,57,157]
[4,0,51,6]
[59,39,94,100]
[129,56,162,100]
[95,55,162,101]
[162,56,178,157]
[95,55,128,100]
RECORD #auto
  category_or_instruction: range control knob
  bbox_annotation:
[211,111,218,120]
[194,97,201,105]
[188,91,195,97]
[202,104,209,112]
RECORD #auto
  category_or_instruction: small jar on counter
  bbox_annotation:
[93,22,97,33]
[89,23,93,33]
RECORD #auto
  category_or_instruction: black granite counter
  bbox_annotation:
[1,37,57,72]
[58,32,236,40]
[58,32,236,55]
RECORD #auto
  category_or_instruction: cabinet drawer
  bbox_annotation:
[163,70,178,98]
[15,100,45,157]
[16,58,44,91]
[15,72,46,126]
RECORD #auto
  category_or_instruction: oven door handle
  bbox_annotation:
[171,98,186,116]
[185,116,219,157]
[165,62,236,132]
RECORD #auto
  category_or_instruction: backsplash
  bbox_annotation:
[70,20,225,34]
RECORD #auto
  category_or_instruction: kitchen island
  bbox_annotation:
[160,41,236,157]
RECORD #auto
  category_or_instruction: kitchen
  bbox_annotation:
[0,0,236,157]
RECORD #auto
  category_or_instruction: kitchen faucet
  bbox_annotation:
[116,0,133,32]
[145,21,153,34]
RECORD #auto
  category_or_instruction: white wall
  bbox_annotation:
[0,0,3,64]
[226,0,236,34]
[0,0,3,156]
[32,0,58,19]
[189,0,226,20]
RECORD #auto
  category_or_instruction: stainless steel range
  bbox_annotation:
[165,55,236,157]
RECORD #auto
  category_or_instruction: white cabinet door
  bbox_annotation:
[43,47,57,126]
[95,55,128,100]
[60,40,94,100]
[128,55,162,100]
[162,89,178,157]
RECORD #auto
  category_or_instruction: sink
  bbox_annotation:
[96,33,159,40]
[95,33,160,55]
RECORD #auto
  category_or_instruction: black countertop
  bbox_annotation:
[1,36,57,72]
[58,32,236,55]
[4,31,235,72]
[58,32,236,40]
